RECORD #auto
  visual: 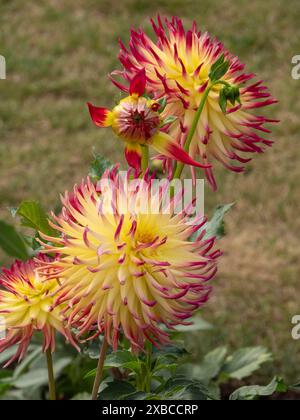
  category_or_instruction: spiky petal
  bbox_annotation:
[88,71,210,171]
[39,169,221,350]
[114,16,278,189]
[0,255,77,366]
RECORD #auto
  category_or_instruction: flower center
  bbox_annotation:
[135,231,155,245]
[112,97,161,143]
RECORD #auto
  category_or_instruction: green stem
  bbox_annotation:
[173,84,212,180]
[172,79,229,180]
[145,342,153,393]
[46,349,56,401]
[91,338,109,400]
[141,145,149,172]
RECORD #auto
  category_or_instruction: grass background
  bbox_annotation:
[0,0,299,384]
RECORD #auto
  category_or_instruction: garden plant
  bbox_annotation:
[0,14,297,401]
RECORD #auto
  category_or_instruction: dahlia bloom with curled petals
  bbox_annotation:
[114,16,278,189]
[0,255,78,367]
[38,168,221,351]
[88,68,211,172]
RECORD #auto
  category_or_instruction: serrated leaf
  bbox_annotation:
[89,154,113,180]
[16,201,56,237]
[229,377,287,400]
[0,221,30,260]
[222,346,272,380]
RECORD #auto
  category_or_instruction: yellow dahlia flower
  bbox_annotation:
[113,16,278,189]
[0,256,77,366]
[39,169,221,351]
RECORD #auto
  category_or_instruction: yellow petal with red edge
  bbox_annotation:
[125,143,142,170]
[151,132,212,169]
[87,102,113,127]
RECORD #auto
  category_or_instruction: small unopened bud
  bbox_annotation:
[219,85,241,113]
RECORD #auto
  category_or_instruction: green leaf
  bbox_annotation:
[13,346,43,379]
[16,201,56,236]
[152,343,189,361]
[0,382,12,397]
[104,350,137,368]
[13,356,71,388]
[13,369,49,388]
[89,153,113,180]
[162,376,213,400]
[85,350,139,379]
[290,381,300,391]
[230,377,287,400]
[121,361,142,374]
[174,316,213,332]
[209,54,225,73]
[203,203,235,240]
[122,391,152,400]
[0,369,13,397]
[222,346,272,380]
[71,392,91,400]
[153,362,177,374]
[98,380,136,400]
[84,369,97,379]
[191,347,228,384]
[0,221,30,260]
[209,55,230,82]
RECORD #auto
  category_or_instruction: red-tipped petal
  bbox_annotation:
[129,68,146,96]
[151,132,211,169]
[87,102,113,127]
[125,143,142,170]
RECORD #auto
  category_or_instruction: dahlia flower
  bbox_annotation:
[88,68,211,172]
[113,16,278,189]
[39,169,221,351]
[0,256,77,366]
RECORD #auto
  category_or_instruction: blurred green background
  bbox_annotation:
[0,0,299,383]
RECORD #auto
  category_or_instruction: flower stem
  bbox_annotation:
[173,83,212,180]
[46,349,56,401]
[144,341,153,393]
[91,337,109,400]
[141,145,149,172]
